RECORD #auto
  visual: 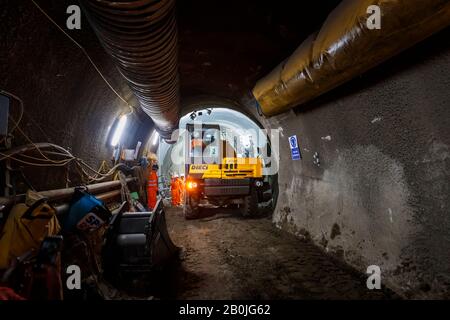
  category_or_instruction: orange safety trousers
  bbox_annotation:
[171,178,180,206]
[178,178,185,205]
[147,170,158,210]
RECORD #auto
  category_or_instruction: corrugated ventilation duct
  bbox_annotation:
[80,0,180,139]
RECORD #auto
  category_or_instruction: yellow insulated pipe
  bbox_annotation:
[252,0,450,117]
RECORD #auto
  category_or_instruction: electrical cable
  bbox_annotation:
[0,89,54,146]
[1,144,98,180]
[0,152,74,167]
[0,143,69,161]
[0,5,142,186]
[9,117,70,164]
[16,150,71,165]
[1,137,134,183]
[0,94,71,166]
[0,148,121,182]
[30,0,134,115]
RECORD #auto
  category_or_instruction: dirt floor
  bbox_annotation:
[143,206,397,300]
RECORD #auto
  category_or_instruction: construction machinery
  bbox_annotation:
[184,124,272,219]
[102,200,179,281]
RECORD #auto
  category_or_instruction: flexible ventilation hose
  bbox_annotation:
[80,0,181,139]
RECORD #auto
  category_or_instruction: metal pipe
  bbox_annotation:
[252,0,450,116]
[54,190,122,215]
[80,0,180,139]
[96,189,122,202]
[0,178,136,207]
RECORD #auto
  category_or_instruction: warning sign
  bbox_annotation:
[288,135,301,160]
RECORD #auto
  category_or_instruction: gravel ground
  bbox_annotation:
[160,206,398,300]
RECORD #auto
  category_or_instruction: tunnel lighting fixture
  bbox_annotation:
[152,131,159,146]
[111,114,128,147]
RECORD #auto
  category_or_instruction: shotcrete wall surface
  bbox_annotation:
[247,29,450,299]
[0,1,152,190]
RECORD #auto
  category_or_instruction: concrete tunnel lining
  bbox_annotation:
[0,0,450,302]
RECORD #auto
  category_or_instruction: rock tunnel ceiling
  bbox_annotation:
[0,0,450,306]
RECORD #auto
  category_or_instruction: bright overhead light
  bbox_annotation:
[111,115,127,147]
[152,131,159,145]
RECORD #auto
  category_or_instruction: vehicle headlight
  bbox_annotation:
[187,181,198,189]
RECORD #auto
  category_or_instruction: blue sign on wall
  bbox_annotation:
[289,135,301,160]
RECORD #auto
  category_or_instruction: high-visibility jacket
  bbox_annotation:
[147,170,158,210]
[171,178,180,206]
[191,139,205,149]
[178,178,185,205]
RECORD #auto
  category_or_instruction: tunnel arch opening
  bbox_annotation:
[154,98,279,218]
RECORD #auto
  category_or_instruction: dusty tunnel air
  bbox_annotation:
[0,0,450,307]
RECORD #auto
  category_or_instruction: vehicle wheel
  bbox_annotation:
[241,187,259,217]
[184,194,200,219]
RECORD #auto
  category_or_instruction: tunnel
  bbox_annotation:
[1,0,450,303]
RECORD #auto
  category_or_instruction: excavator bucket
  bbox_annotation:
[102,199,179,278]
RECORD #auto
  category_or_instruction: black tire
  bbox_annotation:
[241,187,259,217]
[184,194,200,219]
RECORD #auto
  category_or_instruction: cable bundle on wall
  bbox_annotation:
[0,143,126,183]
[80,0,181,140]
[0,90,135,190]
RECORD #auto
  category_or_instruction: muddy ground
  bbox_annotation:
[114,206,397,300]
[165,207,396,299]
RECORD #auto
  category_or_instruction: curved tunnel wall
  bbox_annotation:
[0,1,153,191]
[2,0,450,300]
[241,28,450,299]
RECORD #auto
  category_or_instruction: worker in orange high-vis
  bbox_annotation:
[146,154,159,211]
[179,175,185,206]
[171,174,180,206]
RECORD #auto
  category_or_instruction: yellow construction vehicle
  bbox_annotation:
[184,124,271,218]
